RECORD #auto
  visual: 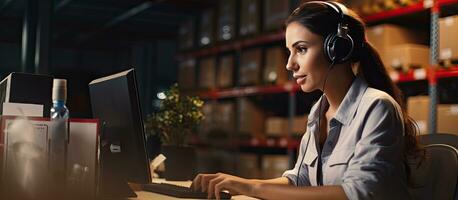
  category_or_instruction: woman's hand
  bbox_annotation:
[191,173,258,199]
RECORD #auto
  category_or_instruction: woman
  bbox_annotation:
[191,1,419,199]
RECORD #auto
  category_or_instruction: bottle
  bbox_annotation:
[49,78,69,198]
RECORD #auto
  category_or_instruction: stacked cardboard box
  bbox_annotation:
[178,19,195,50]
[199,9,215,47]
[262,155,289,179]
[178,59,196,90]
[384,44,430,72]
[263,0,290,31]
[238,98,265,138]
[265,115,308,137]
[217,55,234,88]
[199,102,217,136]
[407,96,458,135]
[407,96,429,135]
[439,15,458,65]
[265,117,288,137]
[238,154,261,179]
[217,0,236,41]
[198,57,216,89]
[216,102,236,135]
[263,46,288,85]
[366,24,427,72]
[437,104,458,135]
[239,48,262,86]
[240,0,260,36]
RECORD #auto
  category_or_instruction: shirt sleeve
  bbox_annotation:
[282,131,312,186]
[341,98,405,200]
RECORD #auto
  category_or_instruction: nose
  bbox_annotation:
[286,54,298,72]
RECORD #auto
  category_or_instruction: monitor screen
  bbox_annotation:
[89,68,150,198]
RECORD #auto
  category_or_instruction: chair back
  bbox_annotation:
[408,134,458,200]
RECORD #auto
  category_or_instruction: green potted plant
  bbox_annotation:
[145,83,204,180]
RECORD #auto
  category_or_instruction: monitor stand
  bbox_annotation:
[97,126,137,199]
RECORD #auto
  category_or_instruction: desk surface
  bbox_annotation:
[127,179,258,200]
[131,191,258,200]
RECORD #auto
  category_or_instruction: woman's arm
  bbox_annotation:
[251,177,291,185]
[252,184,347,200]
[191,173,289,197]
[191,173,348,200]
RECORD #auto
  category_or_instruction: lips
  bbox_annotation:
[294,75,307,84]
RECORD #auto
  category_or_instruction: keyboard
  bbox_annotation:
[143,182,232,199]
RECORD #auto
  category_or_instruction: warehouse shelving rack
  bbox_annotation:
[180,0,458,170]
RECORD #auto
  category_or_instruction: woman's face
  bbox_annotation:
[285,22,330,92]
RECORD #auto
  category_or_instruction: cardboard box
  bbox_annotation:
[266,115,307,137]
[262,155,289,179]
[238,154,261,179]
[217,55,234,88]
[384,44,430,72]
[240,0,260,36]
[199,9,215,46]
[178,19,195,50]
[264,46,288,85]
[178,59,196,90]
[366,24,427,71]
[266,117,288,137]
[439,15,458,61]
[217,0,236,41]
[238,98,265,138]
[199,102,216,136]
[239,48,262,86]
[198,57,216,89]
[216,102,236,135]
[407,96,429,135]
[264,0,290,31]
[437,104,458,135]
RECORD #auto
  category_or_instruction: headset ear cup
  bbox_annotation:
[325,34,354,64]
[324,34,336,63]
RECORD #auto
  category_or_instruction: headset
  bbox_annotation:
[318,1,355,65]
[295,1,353,186]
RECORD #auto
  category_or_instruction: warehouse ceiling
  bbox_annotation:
[0,0,215,49]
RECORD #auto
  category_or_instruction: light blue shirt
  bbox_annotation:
[283,75,410,199]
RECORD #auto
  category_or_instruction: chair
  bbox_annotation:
[408,133,458,200]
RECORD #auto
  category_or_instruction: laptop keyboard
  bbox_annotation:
[143,182,232,199]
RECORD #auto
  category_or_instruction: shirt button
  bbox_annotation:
[327,141,333,146]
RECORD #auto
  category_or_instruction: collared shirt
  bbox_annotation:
[282,75,410,200]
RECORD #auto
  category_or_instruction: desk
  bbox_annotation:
[127,179,259,200]
[131,191,259,200]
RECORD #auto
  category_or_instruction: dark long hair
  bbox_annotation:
[286,2,421,166]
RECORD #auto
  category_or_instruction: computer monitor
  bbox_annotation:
[89,68,151,198]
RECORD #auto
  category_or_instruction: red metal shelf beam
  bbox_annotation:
[200,82,301,99]
[177,31,284,60]
[436,66,458,79]
[439,0,458,7]
[200,66,458,99]
[363,1,426,23]
[364,0,458,23]
[189,136,301,149]
[236,138,300,149]
[392,66,458,82]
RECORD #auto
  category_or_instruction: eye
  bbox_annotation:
[296,46,307,55]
